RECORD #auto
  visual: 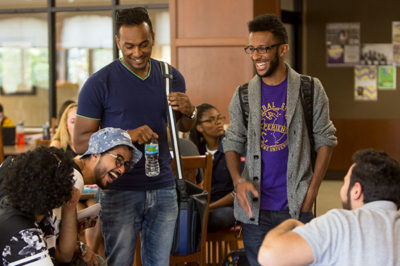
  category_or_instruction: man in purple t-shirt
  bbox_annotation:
[223,14,337,265]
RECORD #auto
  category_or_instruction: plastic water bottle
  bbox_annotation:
[145,137,160,177]
[16,121,25,146]
[42,122,50,140]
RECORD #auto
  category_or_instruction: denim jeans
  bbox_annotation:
[242,210,314,266]
[99,187,178,266]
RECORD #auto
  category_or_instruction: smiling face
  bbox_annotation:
[196,108,225,141]
[248,31,287,80]
[93,145,133,189]
[115,23,154,77]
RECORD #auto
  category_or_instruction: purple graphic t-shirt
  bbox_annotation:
[260,78,289,211]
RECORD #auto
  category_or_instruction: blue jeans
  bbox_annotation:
[242,210,314,266]
[99,187,178,266]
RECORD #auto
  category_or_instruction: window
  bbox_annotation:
[0,2,169,127]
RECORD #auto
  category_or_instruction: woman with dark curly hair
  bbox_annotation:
[189,103,245,232]
[0,146,76,265]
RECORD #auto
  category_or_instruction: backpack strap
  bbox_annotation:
[299,74,318,217]
[160,61,187,197]
[238,83,249,129]
[299,75,316,169]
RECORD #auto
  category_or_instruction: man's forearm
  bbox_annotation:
[265,219,304,240]
[177,115,196,132]
[56,206,78,262]
[302,145,334,211]
[225,151,242,185]
[258,219,313,266]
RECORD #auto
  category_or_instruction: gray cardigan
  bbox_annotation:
[223,65,337,223]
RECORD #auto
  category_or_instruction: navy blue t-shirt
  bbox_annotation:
[77,58,186,190]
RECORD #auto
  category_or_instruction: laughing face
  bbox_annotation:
[115,22,154,78]
[93,145,133,189]
[248,31,285,79]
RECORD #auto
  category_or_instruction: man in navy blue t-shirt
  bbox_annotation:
[74,7,197,266]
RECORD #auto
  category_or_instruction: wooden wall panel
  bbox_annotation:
[170,0,280,123]
[176,0,252,38]
[177,47,253,119]
[329,119,400,170]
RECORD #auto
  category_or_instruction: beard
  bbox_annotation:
[341,187,352,210]
[93,162,108,189]
[256,49,280,78]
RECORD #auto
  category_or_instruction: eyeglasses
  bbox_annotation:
[244,43,283,55]
[107,153,132,170]
[199,116,226,124]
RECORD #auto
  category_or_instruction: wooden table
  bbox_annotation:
[4,144,35,156]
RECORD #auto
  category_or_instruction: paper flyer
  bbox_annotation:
[360,43,393,65]
[354,65,377,101]
[378,65,396,89]
[392,22,400,44]
[394,44,400,66]
[326,23,360,66]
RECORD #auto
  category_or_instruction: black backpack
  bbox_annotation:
[238,75,317,215]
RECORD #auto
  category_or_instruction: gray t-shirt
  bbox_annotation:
[293,201,400,266]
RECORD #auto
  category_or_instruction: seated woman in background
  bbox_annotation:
[190,103,244,232]
[51,102,78,157]
[0,103,14,127]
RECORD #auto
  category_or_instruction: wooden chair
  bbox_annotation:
[169,153,213,266]
[133,153,213,266]
[206,225,243,265]
[0,126,5,163]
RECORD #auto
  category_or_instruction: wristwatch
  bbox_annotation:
[185,106,197,120]
[78,241,87,257]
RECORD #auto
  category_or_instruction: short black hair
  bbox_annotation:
[1,146,74,216]
[115,7,153,37]
[351,149,400,207]
[0,103,3,113]
[248,14,288,44]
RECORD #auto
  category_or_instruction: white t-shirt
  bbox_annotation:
[72,168,84,193]
[293,201,400,266]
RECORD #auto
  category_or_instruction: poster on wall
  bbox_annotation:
[378,65,396,89]
[326,23,360,66]
[354,65,377,101]
[393,44,400,66]
[360,43,393,65]
[392,22,400,43]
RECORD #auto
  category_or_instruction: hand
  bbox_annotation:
[168,92,194,117]
[236,180,259,219]
[128,125,159,145]
[80,248,99,266]
[300,188,317,212]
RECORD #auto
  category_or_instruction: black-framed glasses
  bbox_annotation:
[244,43,283,55]
[199,116,226,124]
[107,153,132,170]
